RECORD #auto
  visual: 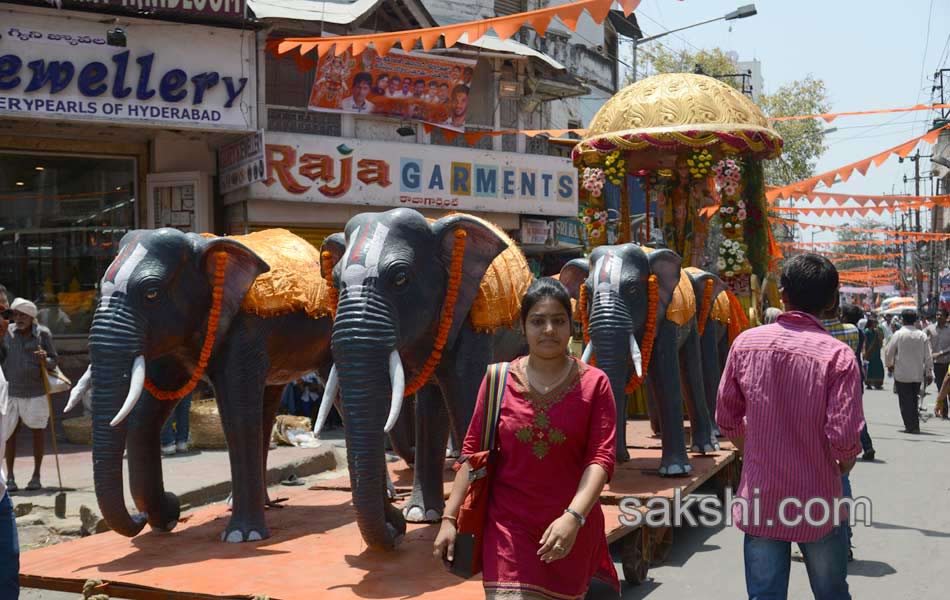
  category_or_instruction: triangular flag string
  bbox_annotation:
[768,192,950,207]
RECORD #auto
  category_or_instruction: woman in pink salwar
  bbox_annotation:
[434,278,620,600]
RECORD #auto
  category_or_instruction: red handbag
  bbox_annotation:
[449,362,509,579]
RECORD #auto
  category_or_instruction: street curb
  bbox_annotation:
[178,444,338,511]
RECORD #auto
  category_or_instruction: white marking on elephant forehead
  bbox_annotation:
[364,223,389,277]
[594,253,622,301]
[99,243,148,309]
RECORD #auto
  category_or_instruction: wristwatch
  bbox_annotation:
[564,508,585,527]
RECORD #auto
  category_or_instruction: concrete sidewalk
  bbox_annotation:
[6,423,345,551]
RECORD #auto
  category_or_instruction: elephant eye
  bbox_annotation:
[144,288,160,302]
[393,272,408,287]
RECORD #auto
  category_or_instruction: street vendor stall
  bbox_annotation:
[572,73,784,323]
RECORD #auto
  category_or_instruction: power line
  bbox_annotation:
[914,0,937,136]
[636,10,703,53]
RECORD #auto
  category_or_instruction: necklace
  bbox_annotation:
[526,357,573,393]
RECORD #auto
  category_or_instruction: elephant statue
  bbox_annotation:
[66,227,337,543]
[317,207,531,551]
[559,244,718,475]
[684,267,732,436]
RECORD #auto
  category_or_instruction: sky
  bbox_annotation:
[622,0,950,243]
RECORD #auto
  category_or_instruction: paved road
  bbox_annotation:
[20,387,948,599]
[611,384,949,599]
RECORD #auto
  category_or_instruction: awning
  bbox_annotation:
[248,0,379,23]
[452,33,565,71]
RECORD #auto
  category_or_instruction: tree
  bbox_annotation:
[834,218,894,272]
[635,47,831,188]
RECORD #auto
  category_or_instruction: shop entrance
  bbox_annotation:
[0,151,136,336]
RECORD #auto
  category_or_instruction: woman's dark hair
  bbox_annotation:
[840,303,864,325]
[520,277,573,327]
[780,254,838,316]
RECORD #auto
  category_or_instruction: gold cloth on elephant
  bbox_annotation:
[666,270,697,327]
[465,216,534,332]
[201,229,335,320]
[710,291,731,324]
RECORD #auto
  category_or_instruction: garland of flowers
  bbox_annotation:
[403,229,467,397]
[713,158,752,277]
[145,252,227,401]
[579,207,609,247]
[697,278,714,337]
[603,150,626,185]
[578,284,590,345]
[687,148,714,180]
[625,275,658,394]
[320,250,339,316]
[579,275,658,394]
[582,167,606,197]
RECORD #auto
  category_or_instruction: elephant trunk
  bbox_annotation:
[332,286,404,550]
[89,299,148,537]
[589,293,635,461]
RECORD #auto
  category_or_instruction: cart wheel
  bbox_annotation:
[650,527,673,564]
[621,528,650,585]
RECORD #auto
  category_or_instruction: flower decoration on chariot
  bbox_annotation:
[687,148,714,180]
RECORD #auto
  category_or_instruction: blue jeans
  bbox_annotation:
[0,492,19,598]
[840,475,853,548]
[160,395,192,446]
[744,526,850,600]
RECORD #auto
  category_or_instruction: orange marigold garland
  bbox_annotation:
[625,274,658,394]
[321,250,339,317]
[145,251,227,401]
[696,279,714,337]
[578,284,591,345]
[403,229,467,397]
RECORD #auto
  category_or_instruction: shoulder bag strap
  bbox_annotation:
[480,362,510,452]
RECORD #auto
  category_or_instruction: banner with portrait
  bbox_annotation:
[307,48,477,132]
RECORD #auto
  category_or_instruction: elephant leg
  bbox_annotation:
[682,325,717,453]
[403,385,449,523]
[699,326,722,437]
[127,390,180,532]
[211,356,269,543]
[646,383,662,436]
[261,385,283,506]
[388,395,416,466]
[651,324,692,476]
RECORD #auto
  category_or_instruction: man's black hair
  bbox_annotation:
[780,254,839,316]
[902,309,918,325]
[353,72,372,87]
[840,303,864,325]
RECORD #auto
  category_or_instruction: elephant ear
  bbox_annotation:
[559,259,590,301]
[197,237,270,341]
[431,214,510,350]
[647,248,683,325]
[320,233,346,280]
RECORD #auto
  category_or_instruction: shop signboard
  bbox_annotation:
[218,130,265,194]
[521,218,551,245]
[253,133,578,217]
[16,0,246,20]
[554,218,582,246]
[0,8,256,131]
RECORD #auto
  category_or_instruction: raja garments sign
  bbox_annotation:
[307,49,476,132]
[257,133,578,217]
[0,8,256,131]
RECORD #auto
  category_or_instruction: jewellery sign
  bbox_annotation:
[254,133,578,217]
[0,9,256,131]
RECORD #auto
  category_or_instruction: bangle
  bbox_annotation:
[564,508,585,527]
[441,515,458,525]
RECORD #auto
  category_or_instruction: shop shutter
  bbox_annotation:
[495,0,525,16]
[249,225,340,251]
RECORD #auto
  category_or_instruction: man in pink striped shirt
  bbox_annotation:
[717,254,865,600]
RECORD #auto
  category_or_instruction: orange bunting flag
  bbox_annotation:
[766,125,950,202]
[771,103,950,123]
[267,0,642,60]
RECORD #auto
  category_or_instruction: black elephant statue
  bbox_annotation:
[559,244,718,475]
[66,227,337,543]
[316,207,531,551]
[685,267,734,436]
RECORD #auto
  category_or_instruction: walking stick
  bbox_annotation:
[40,361,67,518]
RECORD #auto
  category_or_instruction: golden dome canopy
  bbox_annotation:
[573,73,783,164]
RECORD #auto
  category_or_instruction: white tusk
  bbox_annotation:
[65,365,92,413]
[110,356,145,427]
[630,334,643,378]
[581,343,593,364]
[383,350,405,434]
[313,365,339,436]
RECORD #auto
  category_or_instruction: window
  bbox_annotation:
[495,0,526,16]
[0,152,136,335]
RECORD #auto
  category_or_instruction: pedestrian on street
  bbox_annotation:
[1,298,59,492]
[863,315,886,390]
[884,309,933,434]
[160,392,193,456]
[839,304,876,461]
[925,308,950,417]
[433,278,620,599]
[0,351,19,599]
[717,254,863,600]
